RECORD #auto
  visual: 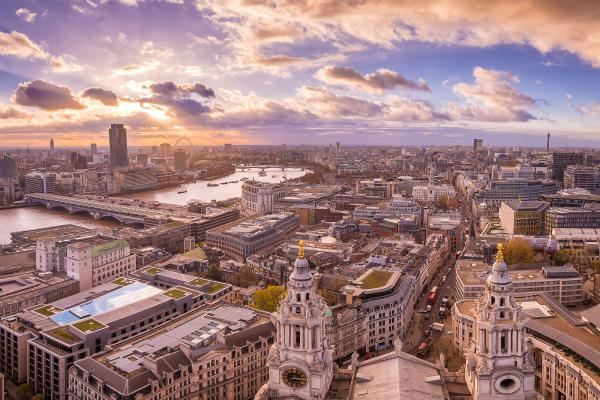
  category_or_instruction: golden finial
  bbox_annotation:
[298,240,305,258]
[496,243,504,262]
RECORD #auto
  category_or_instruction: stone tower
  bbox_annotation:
[465,243,537,399]
[264,240,334,399]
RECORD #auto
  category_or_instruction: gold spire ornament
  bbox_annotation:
[298,240,305,258]
[496,243,504,262]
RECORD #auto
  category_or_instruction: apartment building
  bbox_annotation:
[68,304,274,400]
[499,200,549,235]
[564,165,600,191]
[24,172,56,194]
[0,272,232,400]
[206,213,299,260]
[66,238,136,291]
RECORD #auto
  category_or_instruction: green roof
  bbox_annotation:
[91,239,129,257]
[164,221,185,229]
[182,247,207,260]
[48,327,81,343]
[360,270,393,290]
[112,277,135,286]
[164,288,190,299]
[72,319,106,333]
[33,305,63,316]
[143,267,163,275]
[189,278,209,287]
[205,282,226,294]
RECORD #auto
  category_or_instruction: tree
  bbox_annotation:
[206,265,222,281]
[437,195,449,210]
[502,238,535,266]
[553,249,579,266]
[231,267,258,288]
[253,286,286,312]
[16,384,31,400]
[31,395,44,400]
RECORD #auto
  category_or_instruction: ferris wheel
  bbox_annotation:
[175,137,194,154]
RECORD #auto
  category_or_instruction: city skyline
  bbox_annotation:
[1,1,600,148]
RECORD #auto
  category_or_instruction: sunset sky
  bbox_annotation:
[1,0,600,148]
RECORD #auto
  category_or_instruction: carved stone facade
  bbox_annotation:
[263,241,334,399]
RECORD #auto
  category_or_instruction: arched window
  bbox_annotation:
[490,296,495,305]
[500,297,505,307]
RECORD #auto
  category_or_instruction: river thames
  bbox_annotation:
[1,167,306,244]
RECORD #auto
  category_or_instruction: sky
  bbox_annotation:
[0,0,600,148]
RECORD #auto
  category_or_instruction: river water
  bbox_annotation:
[1,167,306,244]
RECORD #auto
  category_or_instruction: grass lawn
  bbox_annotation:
[205,282,226,294]
[189,278,208,287]
[182,247,207,260]
[34,305,63,316]
[49,327,81,343]
[164,288,189,299]
[360,270,392,289]
[144,267,163,275]
[112,277,134,286]
[73,319,106,333]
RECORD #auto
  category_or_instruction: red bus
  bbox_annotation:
[428,286,438,305]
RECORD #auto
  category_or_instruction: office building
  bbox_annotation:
[50,138,54,151]
[563,164,600,191]
[455,259,583,306]
[0,154,17,205]
[0,273,232,400]
[224,143,232,151]
[90,143,97,154]
[428,212,465,253]
[173,148,187,171]
[473,138,483,152]
[24,171,56,194]
[543,204,600,234]
[241,181,287,215]
[159,143,172,158]
[113,168,158,192]
[70,152,87,170]
[499,200,548,235]
[552,152,587,181]
[109,123,129,167]
[206,213,299,260]
[69,304,273,400]
[65,238,136,291]
[473,179,559,209]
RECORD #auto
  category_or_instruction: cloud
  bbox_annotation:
[253,55,308,66]
[298,86,383,118]
[82,87,119,106]
[149,81,216,98]
[449,66,538,122]
[16,8,37,23]
[50,55,85,72]
[200,0,600,68]
[576,102,600,116]
[111,61,160,76]
[13,80,86,111]
[316,66,430,93]
[0,31,48,59]
[0,105,29,119]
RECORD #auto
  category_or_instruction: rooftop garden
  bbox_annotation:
[182,247,207,260]
[33,305,63,317]
[72,319,106,333]
[143,267,163,275]
[164,288,190,299]
[48,327,81,343]
[360,270,393,290]
[205,282,227,294]
[164,221,185,229]
[189,278,209,287]
[112,277,135,286]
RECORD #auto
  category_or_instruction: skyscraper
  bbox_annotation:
[0,154,17,205]
[91,143,97,154]
[546,132,550,153]
[173,148,187,171]
[473,138,483,152]
[336,141,340,152]
[50,138,54,151]
[108,124,128,167]
[159,143,172,158]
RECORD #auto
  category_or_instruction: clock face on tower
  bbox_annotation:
[282,367,308,388]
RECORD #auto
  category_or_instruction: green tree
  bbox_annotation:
[206,265,222,281]
[16,384,31,400]
[253,286,286,312]
[502,238,535,266]
[553,249,578,266]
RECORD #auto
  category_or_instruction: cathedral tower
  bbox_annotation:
[466,243,536,399]
[264,240,334,399]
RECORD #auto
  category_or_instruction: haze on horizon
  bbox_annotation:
[1,0,600,148]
